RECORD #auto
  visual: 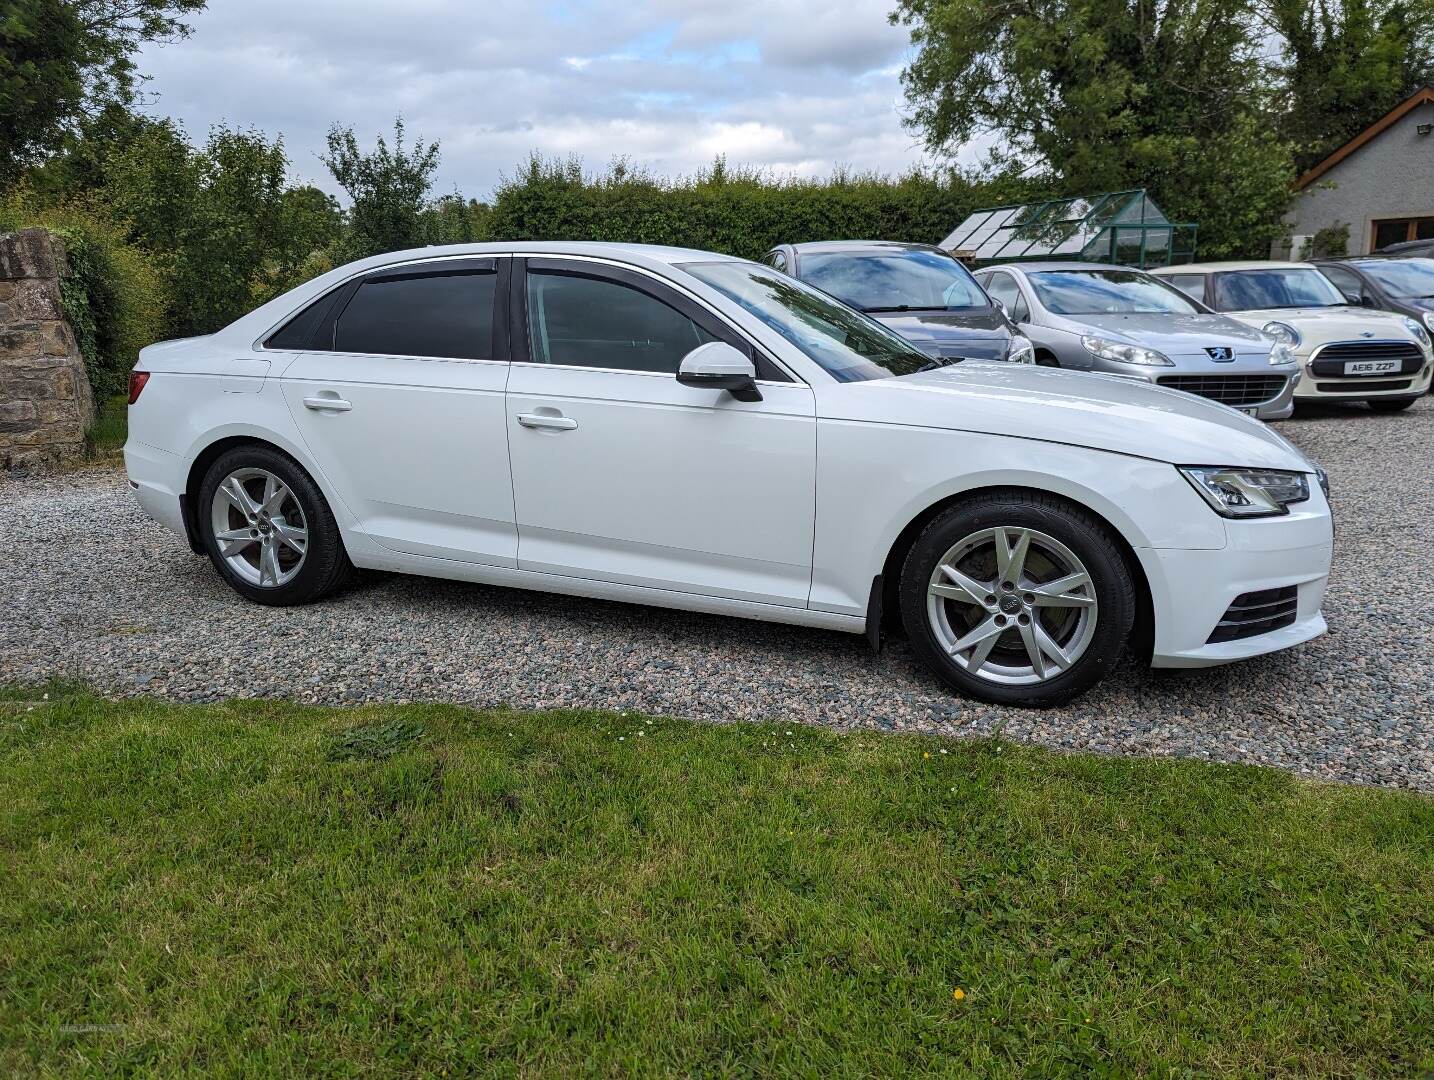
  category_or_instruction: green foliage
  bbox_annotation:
[322,118,441,259]
[490,154,1051,258]
[1267,0,1434,171]
[2,691,1432,1074]
[419,193,493,245]
[0,0,205,186]
[0,189,167,400]
[892,0,1299,258]
[1301,222,1353,259]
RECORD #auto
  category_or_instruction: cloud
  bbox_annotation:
[135,0,980,201]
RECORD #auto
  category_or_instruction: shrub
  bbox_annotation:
[488,154,1052,259]
[0,189,169,400]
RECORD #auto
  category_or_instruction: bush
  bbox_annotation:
[488,155,1051,259]
[0,189,168,400]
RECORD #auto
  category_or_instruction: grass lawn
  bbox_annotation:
[1,685,1430,1076]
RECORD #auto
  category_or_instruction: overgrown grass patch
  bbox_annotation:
[1,689,1429,1075]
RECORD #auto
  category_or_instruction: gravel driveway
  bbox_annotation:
[3,398,1431,790]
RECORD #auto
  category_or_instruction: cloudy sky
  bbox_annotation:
[134,0,978,202]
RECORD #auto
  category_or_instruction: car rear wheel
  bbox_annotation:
[1367,396,1418,412]
[198,446,353,606]
[899,493,1135,707]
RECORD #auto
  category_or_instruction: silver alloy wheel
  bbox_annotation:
[209,467,309,588]
[926,526,1098,686]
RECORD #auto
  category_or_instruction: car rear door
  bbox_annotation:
[504,257,817,607]
[278,256,518,567]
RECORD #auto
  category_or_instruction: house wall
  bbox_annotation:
[1281,99,1434,257]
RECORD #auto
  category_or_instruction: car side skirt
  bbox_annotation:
[351,547,868,634]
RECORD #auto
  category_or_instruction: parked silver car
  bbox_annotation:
[974,262,1299,419]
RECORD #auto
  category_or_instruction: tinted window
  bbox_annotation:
[333,271,497,359]
[265,291,335,350]
[768,250,788,273]
[800,248,988,312]
[982,272,1029,322]
[681,260,934,382]
[526,271,715,373]
[1027,270,1200,315]
[1164,274,1207,303]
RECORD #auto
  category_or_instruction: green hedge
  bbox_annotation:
[487,155,1051,259]
[0,191,168,400]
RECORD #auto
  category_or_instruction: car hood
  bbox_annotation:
[824,362,1311,471]
[868,308,1010,360]
[1068,312,1272,351]
[1221,305,1421,342]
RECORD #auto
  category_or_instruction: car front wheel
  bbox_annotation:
[198,445,353,606]
[899,493,1136,707]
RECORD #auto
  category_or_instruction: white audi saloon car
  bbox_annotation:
[125,243,1334,706]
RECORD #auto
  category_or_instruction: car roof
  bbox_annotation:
[335,241,747,271]
[1149,260,1317,273]
[784,240,944,255]
[981,261,1141,274]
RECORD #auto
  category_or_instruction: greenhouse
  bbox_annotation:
[938,190,1197,268]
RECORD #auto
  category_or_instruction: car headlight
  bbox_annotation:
[1401,315,1431,349]
[1268,341,1296,365]
[1081,335,1173,367]
[1179,466,1311,518]
[1424,311,1434,334]
[1262,321,1301,348]
[1006,334,1035,363]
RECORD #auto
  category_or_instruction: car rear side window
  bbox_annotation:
[1165,274,1207,303]
[525,270,715,373]
[332,270,497,359]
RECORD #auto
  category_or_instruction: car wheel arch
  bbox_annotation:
[182,434,345,556]
[874,483,1154,654]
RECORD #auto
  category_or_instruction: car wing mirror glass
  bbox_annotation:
[676,342,762,402]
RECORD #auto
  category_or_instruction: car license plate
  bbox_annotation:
[1344,358,1399,375]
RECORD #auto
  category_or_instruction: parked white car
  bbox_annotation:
[125,243,1334,706]
[1151,261,1433,411]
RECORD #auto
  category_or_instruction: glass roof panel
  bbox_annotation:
[949,190,1191,265]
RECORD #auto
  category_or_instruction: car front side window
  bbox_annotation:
[983,271,1030,322]
[525,269,717,374]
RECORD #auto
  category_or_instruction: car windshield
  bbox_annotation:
[1354,258,1434,299]
[681,260,937,382]
[1212,268,1346,311]
[1026,270,1200,315]
[798,249,989,312]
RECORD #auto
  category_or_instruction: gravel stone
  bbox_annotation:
[2,398,1431,790]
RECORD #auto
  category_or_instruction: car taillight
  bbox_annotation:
[128,370,150,404]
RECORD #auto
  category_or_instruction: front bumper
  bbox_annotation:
[1294,356,1432,401]
[1139,490,1333,668]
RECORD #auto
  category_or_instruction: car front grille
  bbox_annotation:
[1314,379,1413,393]
[1157,374,1287,407]
[1207,586,1299,644]
[1309,340,1424,377]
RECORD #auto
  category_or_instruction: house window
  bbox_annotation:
[1372,217,1434,250]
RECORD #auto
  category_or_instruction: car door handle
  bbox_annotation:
[303,395,352,412]
[516,413,578,431]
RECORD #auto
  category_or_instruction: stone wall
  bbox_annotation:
[0,229,95,469]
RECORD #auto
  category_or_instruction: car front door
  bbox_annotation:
[278,257,518,567]
[505,257,817,607]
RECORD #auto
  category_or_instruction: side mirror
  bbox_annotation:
[676,342,762,402]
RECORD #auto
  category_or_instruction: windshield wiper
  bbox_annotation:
[863,305,914,313]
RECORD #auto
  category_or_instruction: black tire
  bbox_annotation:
[197,445,353,606]
[1367,396,1418,412]
[898,492,1136,707]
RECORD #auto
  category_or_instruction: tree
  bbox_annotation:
[1261,0,1434,171]
[322,118,441,259]
[890,0,1296,256]
[0,0,205,185]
